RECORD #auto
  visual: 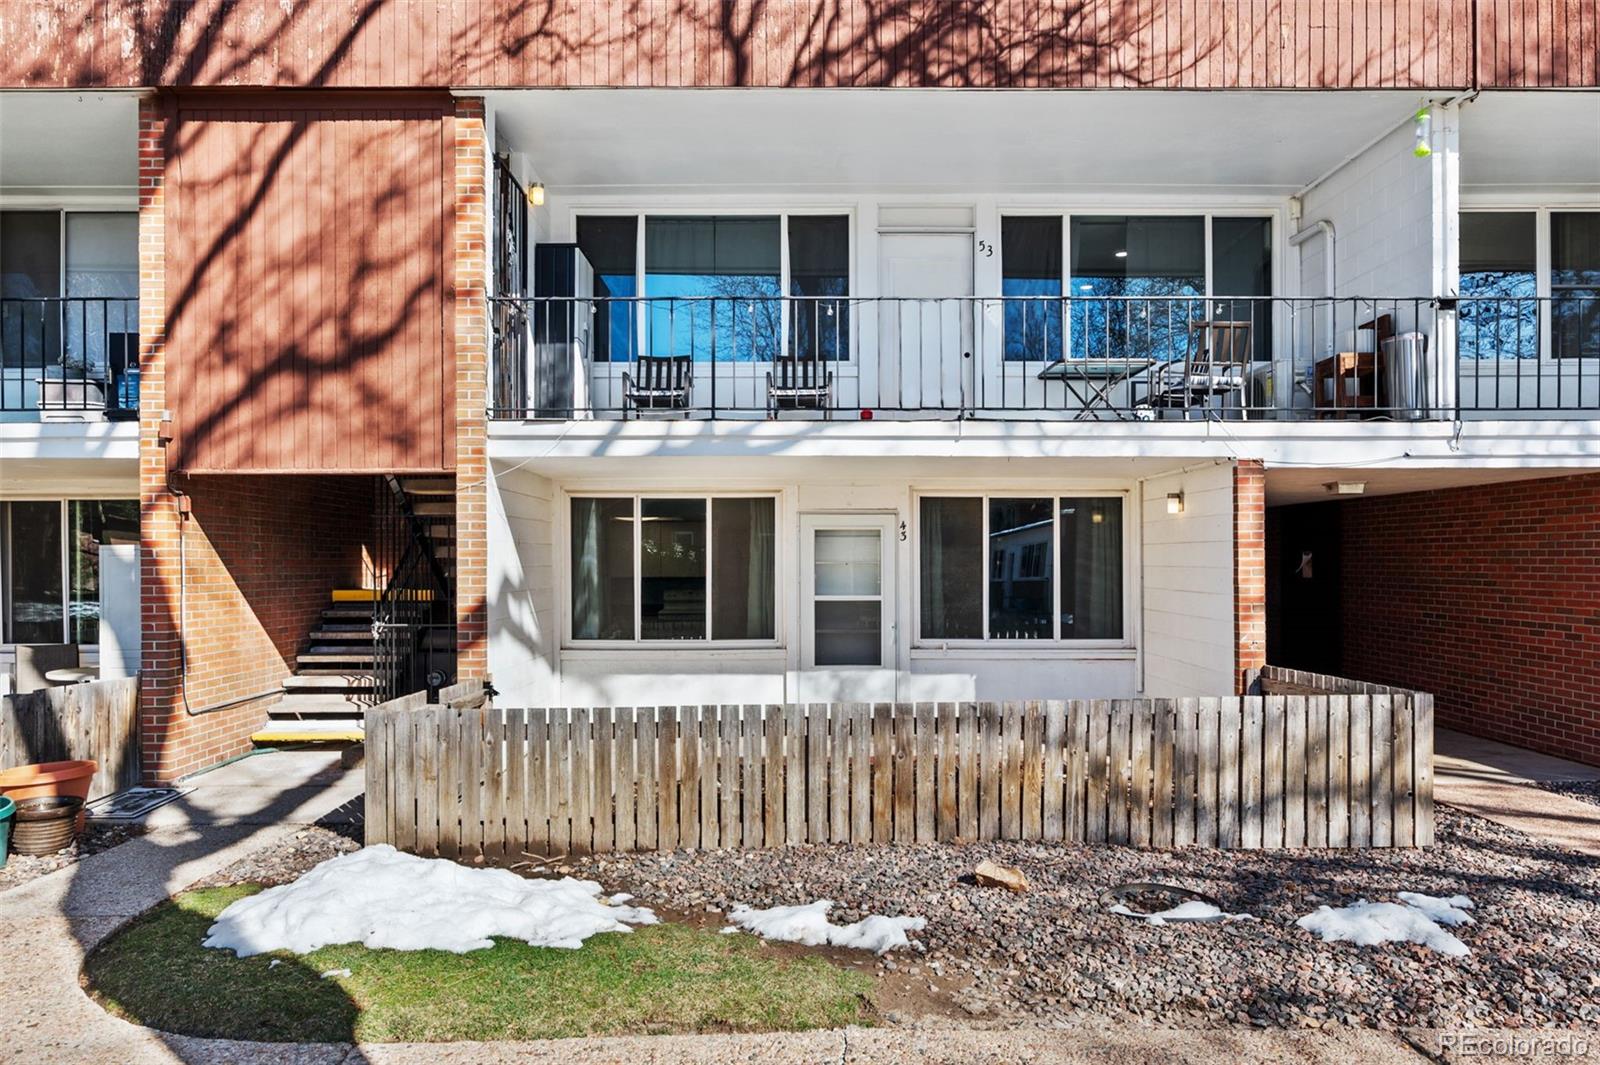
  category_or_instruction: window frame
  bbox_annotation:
[570,210,856,363]
[1458,207,1600,364]
[996,210,1277,366]
[562,490,784,649]
[911,489,1132,649]
[0,496,137,647]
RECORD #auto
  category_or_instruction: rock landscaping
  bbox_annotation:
[564,809,1599,1031]
[0,822,144,891]
[191,808,1599,1033]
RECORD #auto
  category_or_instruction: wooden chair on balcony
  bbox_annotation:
[766,352,833,418]
[1137,319,1253,418]
[622,355,694,417]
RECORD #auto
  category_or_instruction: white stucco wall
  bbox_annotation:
[1137,461,1236,697]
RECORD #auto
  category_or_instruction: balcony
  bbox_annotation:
[1,298,141,422]
[488,294,1599,423]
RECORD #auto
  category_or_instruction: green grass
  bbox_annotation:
[85,885,876,1043]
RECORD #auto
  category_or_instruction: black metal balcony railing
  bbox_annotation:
[0,297,141,417]
[488,294,1598,422]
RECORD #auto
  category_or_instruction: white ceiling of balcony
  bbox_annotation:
[0,92,140,196]
[490,88,1598,196]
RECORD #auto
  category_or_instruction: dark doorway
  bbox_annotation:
[1266,502,1343,674]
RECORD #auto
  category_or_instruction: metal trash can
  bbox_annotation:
[1382,331,1430,419]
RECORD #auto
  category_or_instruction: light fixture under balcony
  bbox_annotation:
[1324,480,1367,496]
[1166,491,1185,515]
[1114,250,1128,258]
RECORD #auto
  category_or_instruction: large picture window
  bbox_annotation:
[570,495,776,643]
[1000,214,1272,363]
[2,498,138,645]
[919,494,1123,643]
[1459,210,1600,361]
[573,214,851,363]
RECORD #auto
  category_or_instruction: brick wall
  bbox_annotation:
[454,97,489,681]
[1234,460,1267,694]
[139,475,379,781]
[1339,473,1600,767]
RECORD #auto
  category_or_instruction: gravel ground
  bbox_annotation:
[186,809,1599,1033]
[0,822,146,891]
[563,810,1599,1032]
[1532,780,1600,809]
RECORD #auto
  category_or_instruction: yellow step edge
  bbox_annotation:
[252,729,365,744]
[330,589,380,602]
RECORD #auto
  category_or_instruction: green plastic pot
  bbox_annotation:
[0,795,14,868]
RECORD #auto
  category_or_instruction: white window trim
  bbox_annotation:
[910,489,1133,651]
[560,489,785,650]
[1458,206,1600,366]
[994,210,1281,370]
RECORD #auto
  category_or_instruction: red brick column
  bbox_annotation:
[1234,459,1267,693]
[453,98,490,682]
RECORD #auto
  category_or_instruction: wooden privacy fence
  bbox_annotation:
[0,676,141,800]
[366,685,1433,859]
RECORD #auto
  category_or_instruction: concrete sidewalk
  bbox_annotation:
[1434,728,1600,858]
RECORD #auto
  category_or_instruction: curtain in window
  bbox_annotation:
[919,497,983,639]
[712,497,775,640]
[1060,498,1122,639]
[1552,212,1600,360]
[571,497,634,640]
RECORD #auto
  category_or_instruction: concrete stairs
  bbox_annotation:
[252,477,456,746]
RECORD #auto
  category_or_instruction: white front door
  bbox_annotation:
[877,232,975,413]
[798,513,898,702]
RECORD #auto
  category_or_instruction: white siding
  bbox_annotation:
[1139,462,1236,697]
[486,465,559,705]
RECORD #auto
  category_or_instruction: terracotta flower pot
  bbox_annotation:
[0,760,97,833]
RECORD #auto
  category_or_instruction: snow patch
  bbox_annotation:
[203,845,658,957]
[1109,900,1255,926]
[1296,897,1472,957]
[1396,892,1476,927]
[725,900,926,954]
[319,968,351,980]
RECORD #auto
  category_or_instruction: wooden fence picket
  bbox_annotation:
[365,675,1434,857]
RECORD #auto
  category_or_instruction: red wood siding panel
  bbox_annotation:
[163,92,454,473]
[10,0,1589,90]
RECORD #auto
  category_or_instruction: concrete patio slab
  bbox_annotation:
[1434,728,1600,859]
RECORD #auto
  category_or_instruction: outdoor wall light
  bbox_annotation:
[1166,491,1184,515]
[526,182,546,207]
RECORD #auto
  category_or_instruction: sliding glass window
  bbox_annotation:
[570,496,776,643]
[575,216,638,364]
[1001,217,1063,362]
[645,216,782,361]
[1211,217,1274,363]
[919,494,1123,643]
[1459,212,1537,361]
[1,498,138,645]
[788,215,851,361]
[1552,212,1600,360]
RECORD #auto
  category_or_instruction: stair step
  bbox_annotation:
[331,588,379,603]
[323,606,375,620]
[284,673,375,690]
[273,697,375,716]
[412,500,453,517]
[298,653,377,666]
[308,629,374,641]
[254,719,365,744]
[425,523,454,539]
[401,477,454,495]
